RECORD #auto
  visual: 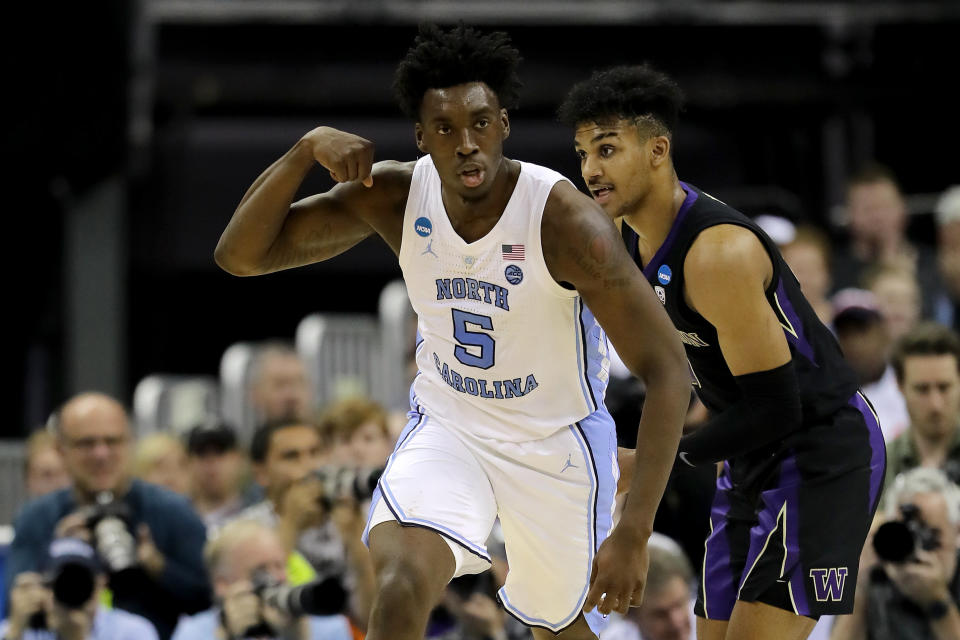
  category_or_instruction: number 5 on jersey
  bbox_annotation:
[452,309,495,369]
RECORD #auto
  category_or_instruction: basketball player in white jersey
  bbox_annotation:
[215,24,690,640]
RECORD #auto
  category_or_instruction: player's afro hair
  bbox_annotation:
[557,64,684,135]
[394,23,522,120]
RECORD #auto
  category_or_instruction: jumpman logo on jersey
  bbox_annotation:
[560,454,579,473]
[422,239,438,258]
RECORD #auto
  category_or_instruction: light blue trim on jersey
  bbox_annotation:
[497,411,616,634]
[579,301,611,410]
[362,410,492,563]
[573,297,597,413]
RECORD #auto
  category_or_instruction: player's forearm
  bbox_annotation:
[215,138,316,276]
[617,364,689,535]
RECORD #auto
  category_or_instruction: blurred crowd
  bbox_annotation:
[1,169,959,640]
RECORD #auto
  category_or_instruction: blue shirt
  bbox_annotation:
[5,480,211,640]
[171,608,353,640]
[0,607,159,640]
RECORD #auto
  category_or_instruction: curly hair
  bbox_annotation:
[394,23,522,120]
[557,64,684,136]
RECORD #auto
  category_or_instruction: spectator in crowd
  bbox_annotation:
[0,538,158,640]
[833,288,910,441]
[172,519,352,640]
[23,430,70,499]
[184,421,247,531]
[864,263,922,343]
[832,163,942,318]
[781,224,835,327]
[4,392,211,640]
[934,185,960,331]
[885,322,960,489]
[831,467,960,640]
[600,532,695,640]
[248,342,314,424]
[132,433,190,496]
[319,396,393,470]
[231,420,375,629]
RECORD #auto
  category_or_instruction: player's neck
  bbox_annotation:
[622,174,687,266]
[441,157,520,232]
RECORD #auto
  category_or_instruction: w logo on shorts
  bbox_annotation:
[809,567,848,602]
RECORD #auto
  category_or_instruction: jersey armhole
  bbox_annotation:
[528,178,584,300]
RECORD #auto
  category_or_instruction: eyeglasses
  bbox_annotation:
[63,435,129,451]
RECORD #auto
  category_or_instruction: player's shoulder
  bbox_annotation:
[686,223,769,282]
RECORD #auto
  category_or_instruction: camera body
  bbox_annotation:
[873,502,942,564]
[311,466,382,509]
[76,491,137,574]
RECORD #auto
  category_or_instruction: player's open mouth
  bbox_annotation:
[591,187,614,203]
[459,166,485,188]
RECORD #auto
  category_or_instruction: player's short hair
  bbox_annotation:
[393,23,522,120]
[557,64,684,138]
[890,322,960,383]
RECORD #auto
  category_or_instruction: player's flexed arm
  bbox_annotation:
[214,126,412,276]
[541,180,690,616]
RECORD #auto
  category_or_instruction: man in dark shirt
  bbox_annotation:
[4,393,211,640]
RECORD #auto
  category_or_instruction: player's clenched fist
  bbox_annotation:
[300,126,375,187]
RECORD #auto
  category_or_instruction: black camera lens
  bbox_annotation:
[873,520,915,563]
[51,562,96,608]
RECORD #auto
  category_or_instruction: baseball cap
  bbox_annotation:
[832,288,883,329]
[185,420,237,456]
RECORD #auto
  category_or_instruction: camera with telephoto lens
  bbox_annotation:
[28,538,102,630]
[872,503,942,564]
[76,491,136,574]
[237,569,348,636]
[311,466,383,509]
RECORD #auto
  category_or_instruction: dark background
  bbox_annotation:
[7,0,960,436]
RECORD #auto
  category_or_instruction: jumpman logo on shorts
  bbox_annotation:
[422,239,438,258]
[560,454,578,473]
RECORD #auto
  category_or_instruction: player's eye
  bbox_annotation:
[600,145,615,158]
[437,125,451,135]
[476,119,490,129]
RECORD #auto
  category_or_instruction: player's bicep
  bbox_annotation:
[685,227,790,376]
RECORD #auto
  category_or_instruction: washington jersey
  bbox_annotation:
[623,182,860,425]
[398,155,611,442]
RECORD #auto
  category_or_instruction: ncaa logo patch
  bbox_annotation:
[655,286,666,304]
[505,264,523,285]
[414,217,432,237]
[657,265,672,285]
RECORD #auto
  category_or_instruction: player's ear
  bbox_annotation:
[415,123,427,153]
[650,135,671,168]
[500,108,510,141]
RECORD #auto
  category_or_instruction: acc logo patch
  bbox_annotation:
[655,285,666,304]
[414,217,432,237]
[657,265,672,285]
[505,264,523,285]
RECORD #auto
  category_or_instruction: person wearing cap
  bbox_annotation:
[832,288,910,442]
[0,538,157,640]
[883,323,960,492]
[185,421,247,531]
[5,393,211,640]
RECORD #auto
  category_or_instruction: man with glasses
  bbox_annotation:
[4,392,212,640]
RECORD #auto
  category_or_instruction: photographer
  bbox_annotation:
[0,539,157,640]
[831,467,960,639]
[228,420,375,629]
[4,393,211,640]
[172,519,351,640]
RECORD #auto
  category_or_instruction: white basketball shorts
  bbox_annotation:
[362,406,619,634]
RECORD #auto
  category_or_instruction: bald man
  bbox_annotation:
[5,393,212,640]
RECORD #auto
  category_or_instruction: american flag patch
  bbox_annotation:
[502,244,525,261]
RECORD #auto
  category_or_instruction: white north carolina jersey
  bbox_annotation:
[398,155,612,441]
